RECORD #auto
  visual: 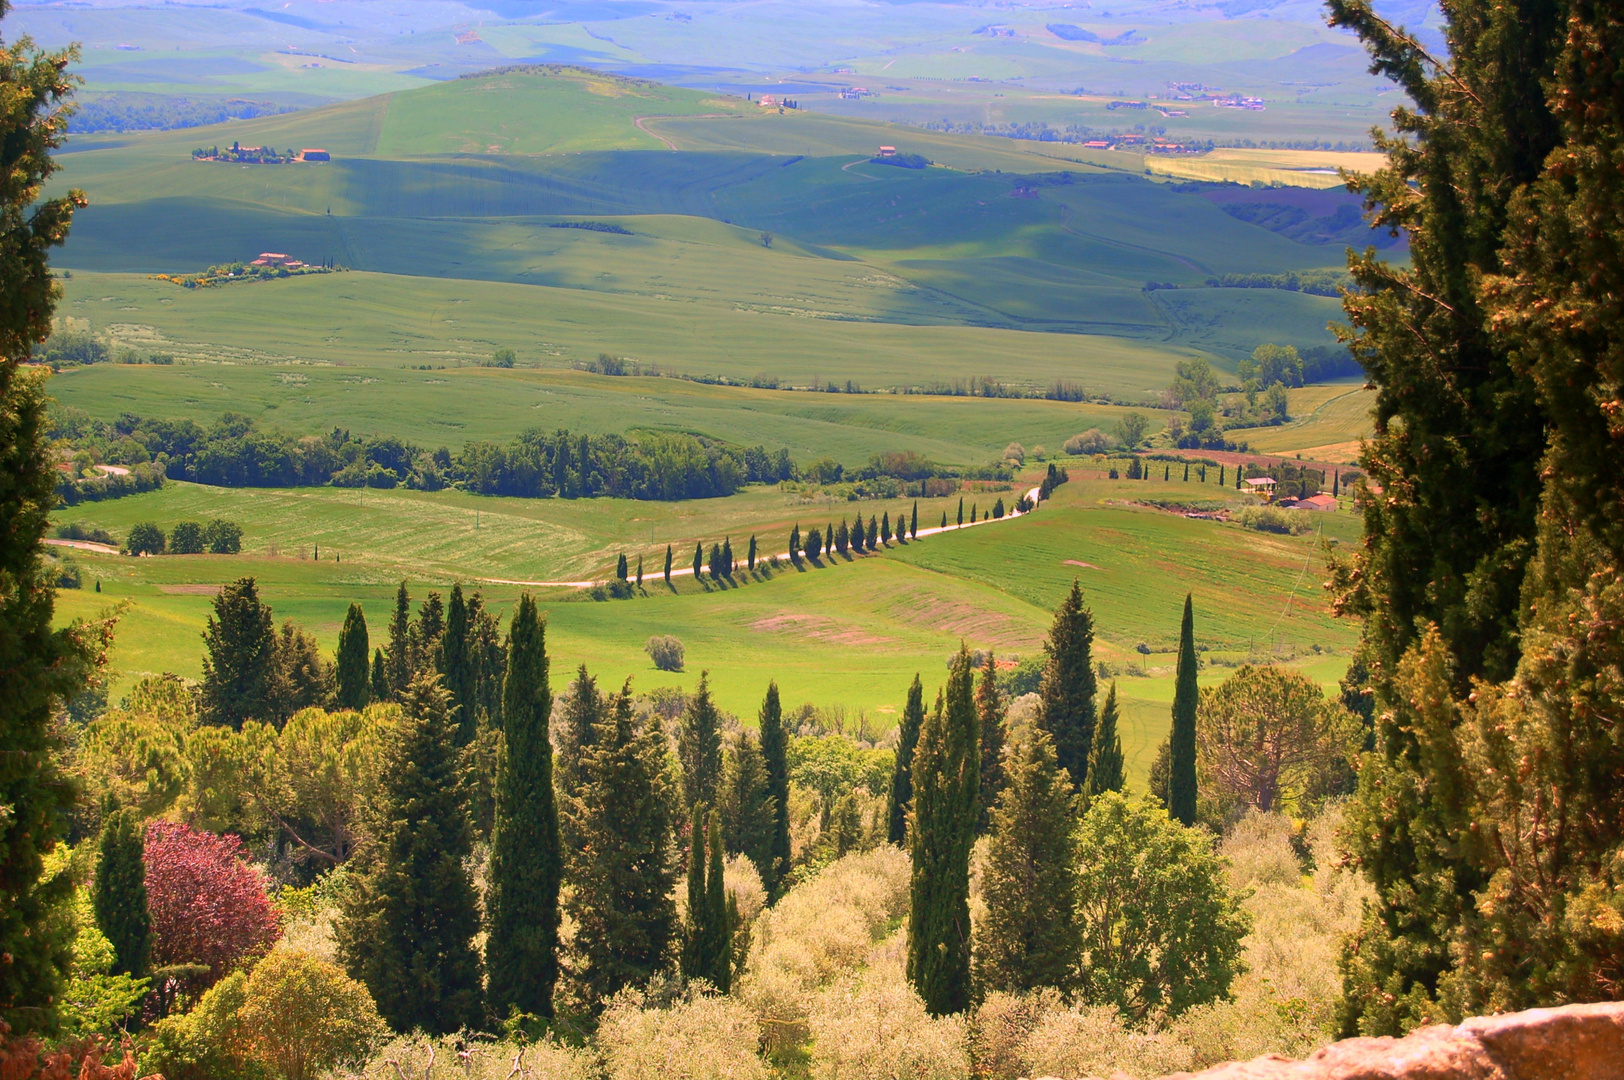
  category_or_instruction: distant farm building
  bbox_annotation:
[1294,493,1338,512]
[877,145,897,157]
[299,149,331,162]
[1082,140,1111,149]
[251,252,304,269]
[758,94,779,108]
[1244,476,1277,499]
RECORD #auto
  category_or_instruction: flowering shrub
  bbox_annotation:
[598,985,768,1080]
[144,821,280,982]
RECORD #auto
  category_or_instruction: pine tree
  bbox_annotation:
[616,553,628,581]
[93,809,150,978]
[718,729,773,882]
[1168,595,1198,826]
[976,652,1006,832]
[973,724,1082,995]
[386,581,411,696]
[721,537,733,577]
[370,647,389,703]
[338,672,483,1034]
[907,648,979,1016]
[0,11,90,1029]
[664,544,674,584]
[758,681,792,899]
[563,681,676,1011]
[335,603,370,710]
[442,583,475,744]
[1038,580,1098,791]
[747,535,757,570]
[789,524,801,566]
[199,577,277,729]
[486,595,561,1021]
[887,675,926,845]
[679,672,723,812]
[1084,683,1126,799]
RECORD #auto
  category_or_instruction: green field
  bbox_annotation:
[52,471,1359,783]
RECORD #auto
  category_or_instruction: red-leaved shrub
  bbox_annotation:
[144,821,280,982]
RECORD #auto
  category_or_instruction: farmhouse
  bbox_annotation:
[250,253,304,269]
[876,145,897,157]
[299,149,331,162]
[1293,493,1338,512]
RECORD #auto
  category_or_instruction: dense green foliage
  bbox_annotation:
[1084,683,1126,800]
[758,682,792,899]
[886,675,926,845]
[199,578,277,729]
[334,603,370,711]
[906,648,979,1016]
[337,674,483,1034]
[92,809,151,979]
[485,595,561,1021]
[679,673,722,812]
[975,654,1006,831]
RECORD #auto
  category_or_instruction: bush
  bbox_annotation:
[169,521,206,554]
[56,521,116,545]
[1234,506,1312,536]
[808,963,968,1080]
[124,521,165,556]
[598,985,768,1080]
[740,847,910,1054]
[1019,1004,1195,1079]
[145,821,281,983]
[357,1035,592,1080]
[204,519,243,554]
[235,950,386,1080]
[1064,429,1114,455]
[645,635,685,672]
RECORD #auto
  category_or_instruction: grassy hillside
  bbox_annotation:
[52,471,1358,782]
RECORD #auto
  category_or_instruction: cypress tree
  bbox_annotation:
[851,516,865,552]
[719,729,773,881]
[976,652,1006,832]
[0,16,96,1028]
[199,577,276,729]
[868,515,878,548]
[682,803,707,981]
[679,672,723,812]
[789,524,801,566]
[835,519,849,554]
[1165,465,1170,481]
[335,602,370,710]
[442,583,475,744]
[693,542,704,580]
[1084,682,1126,799]
[971,505,977,523]
[636,554,644,587]
[1332,471,1339,498]
[664,545,674,584]
[826,522,834,554]
[486,595,561,1020]
[972,724,1081,995]
[941,512,947,529]
[370,647,389,704]
[881,511,892,544]
[416,591,444,673]
[554,665,601,815]
[92,809,150,978]
[887,674,926,845]
[721,537,733,577]
[708,543,723,580]
[805,527,822,561]
[1168,595,1198,826]
[338,672,483,1034]
[1183,463,1190,482]
[747,534,757,570]
[387,581,411,695]
[1037,580,1098,791]
[616,553,628,581]
[957,497,964,526]
[564,681,676,1010]
[1219,465,1225,486]
[758,681,792,899]
[906,648,979,1016]
[911,502,919,538]
[704,810,729,991]
[1236,467,1242,490]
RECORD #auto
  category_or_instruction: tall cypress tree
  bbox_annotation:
[416,591,445,673]
[616,553,628,581]
[911,502,919,538]
[693,542,704,580]
[335,602,370,710]
[972,724,1081,995]
[1168,595,1198,826]
[851,516,865,552]
[682,806,731,991]
[563,681,676,1011]
[0,7,93,1029]
[92,809,150,978]
[957,497,964,526]
[682,803,706,979]
[747,535,757,571]
[554,665,601,812]
[338,672,483,1034]
[975,652,1006,832]
[721,537,733,577]
[199,577,276,729]
[1037,580,1097,791]
[868,515,879,547]
[906,648,979,1016]
[387,581,411,695]
[664,545,674,584]
[718,729,773,882]
[679,672,723,812]
[887,675,926,845]
[758,681,792,899]
[442,584,475,744]
[636,554,644,587]
[835,519,849,555]
[1084,682,1126,799]
[485,595,561,1021]
[370,647,389,704]
[789,524,801,566]
[881,511,892,544]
